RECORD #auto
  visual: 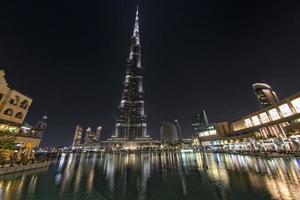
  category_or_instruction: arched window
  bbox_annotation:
[15,112,23,119]
[3,108,14,116]
[9,96,20,106]
[20,100,29,109]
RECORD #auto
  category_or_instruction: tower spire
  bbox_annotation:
[133,6,140,41]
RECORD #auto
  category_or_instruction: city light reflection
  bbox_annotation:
[0,153,300,199]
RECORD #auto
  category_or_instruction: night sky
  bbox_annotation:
[1,1,300,147]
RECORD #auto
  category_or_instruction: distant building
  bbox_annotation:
[160,122,178,144]
[95,126,102,142]
[84,127,95,147]
[253,83,279,108]
[72,125,83,148]
[35,114,48,137]
[192,110,209,134]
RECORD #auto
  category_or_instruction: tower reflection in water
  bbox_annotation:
[0,153,300,200]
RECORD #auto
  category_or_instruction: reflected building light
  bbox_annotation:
[0,181,3,200]
[60,154,76,195]
[264,176,295,200]
[28,175,38,197]
[4,181,12,200]
[16,175,26,200]
[138,153,151,200]
[87,161,95,194]
[207,159,229,187]
[106,154,116,192]
[58,153,66,171]
[55,173,62,185]
[74,154,85,193]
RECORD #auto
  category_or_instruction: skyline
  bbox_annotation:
[1,0,300,147]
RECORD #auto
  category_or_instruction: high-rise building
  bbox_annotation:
[192,110,209,134]
[160,122,178,144]
[95,126,102,142]
[113,7,148,139]
[34,114,48,138]
[253,83,279,108]
[72,125,83,148]
[84,127,95,147]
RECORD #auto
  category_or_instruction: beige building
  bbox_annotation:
[195,91,300,151]
[0,70,32,129]
[0,70,39,160]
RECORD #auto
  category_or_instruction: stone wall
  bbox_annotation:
[0,161,50,175]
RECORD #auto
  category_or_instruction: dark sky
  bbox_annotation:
[1,0,300,147]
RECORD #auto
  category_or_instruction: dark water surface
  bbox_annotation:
[1,153,300,200]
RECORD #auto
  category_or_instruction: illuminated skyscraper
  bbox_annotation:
[84,127,95,147]
[95,126,102,142]
[113,7,148,139]
[35,114,48,137]
[72,125,83,148]
[253,83,279,108]
[192,110,209,134]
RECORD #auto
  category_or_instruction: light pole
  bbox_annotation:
[175,119,183,141]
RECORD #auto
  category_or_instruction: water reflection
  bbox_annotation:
[0,153,300,200]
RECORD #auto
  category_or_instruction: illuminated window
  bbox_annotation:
[279,104,293,117]
[259,128,268,138]
[291,97,300,113]
[244,118,252,128]
[209,130,217,135]
[259,112,270,123]
[268,125,280,138]
[203,131,209,136]
[269,109,280,121]
[251,116,261,126]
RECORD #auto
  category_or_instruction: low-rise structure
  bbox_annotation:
[0,70,46,161]
[195,91,300,152]
[160,122,178,144]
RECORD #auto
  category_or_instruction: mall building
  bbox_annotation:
[194,85,300,151]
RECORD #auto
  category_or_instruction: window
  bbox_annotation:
[279,104,293,117]
[291,97,300,113]
[251,116,261,126]
[15,112,23,119]
[268,125,280,138]
[244,118,253,128]
[3,109,13,116]
[9,96,20,106]
[20,100,29,109]
[269,108,280,121]
[209,130,217,135]
[203,131,209,136]
[259,128,269,138]
[259,112,270,123]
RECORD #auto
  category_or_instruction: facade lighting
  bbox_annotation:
[291,97,300,113]
[268,108,280,121]
[279,104,293,117]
